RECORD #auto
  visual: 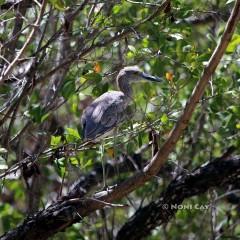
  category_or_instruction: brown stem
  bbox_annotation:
[0,0,47,85]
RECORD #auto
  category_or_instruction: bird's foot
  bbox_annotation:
[102,184,118,192]
[101,185,110,192]
[94,184,118,198]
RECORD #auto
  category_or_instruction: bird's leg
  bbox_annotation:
[113,127,119,176]
[100,140,107,189]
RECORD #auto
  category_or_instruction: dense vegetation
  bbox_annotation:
[0,0,240,239]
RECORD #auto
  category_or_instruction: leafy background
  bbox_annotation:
[0,0,240,239]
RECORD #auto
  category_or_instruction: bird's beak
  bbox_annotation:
[141,72,163,82]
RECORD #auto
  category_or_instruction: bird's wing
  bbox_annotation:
[82,92,126,140]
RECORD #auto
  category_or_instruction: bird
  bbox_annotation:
[81,66,162,141]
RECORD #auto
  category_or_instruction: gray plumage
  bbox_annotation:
[81,66,162,140]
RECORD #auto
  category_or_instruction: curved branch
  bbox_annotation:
[116,155,240,240]
[1,155,240,240]
[0,1,240,240]
[66,152,145,199]
[144,0,240,175]
[0,0,47,85]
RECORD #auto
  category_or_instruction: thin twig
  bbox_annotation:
[126,0,162,6]
[144,0,240,175]
[37,0,170,83]
[0,0,47,85]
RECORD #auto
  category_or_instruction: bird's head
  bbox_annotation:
[117,66,162,84]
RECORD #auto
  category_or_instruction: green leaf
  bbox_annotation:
[51,136,62,146]
[161,113,169,124]
[54,158,66,177]
[41,112,50,122]
[142,38,149,48]
[61,80,75,99]
[69,157,80,166]
[146,112,155,121]
[226,34,240,53]
[197,53,211,62]
[29,104,46,123]
[48,0,66,11]
[65,127,81,142]
[84,72,102,82]
[112,5,121,14]
[82,159,93,169]
[138,132,143,147]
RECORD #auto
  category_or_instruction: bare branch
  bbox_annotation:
[0,1,239,239]
[116,155,240,240]
[4,0,30,55]
[1,154,239,240]
[0,0,47,85]
[144,0,240,175]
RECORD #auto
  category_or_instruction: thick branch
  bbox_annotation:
[0,1,239,240]
[66,152,145,199]
[116,155,240,240]
[0,0,47,85]
[1,155,240,240]
[144,0,240,175]
[4,0,30,55]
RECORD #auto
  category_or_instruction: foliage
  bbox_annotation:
[0,0,239,239]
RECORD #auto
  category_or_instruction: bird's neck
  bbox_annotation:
[117,77,133,100]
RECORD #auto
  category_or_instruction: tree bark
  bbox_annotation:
[116,154,240,240]
[1,155,240,240]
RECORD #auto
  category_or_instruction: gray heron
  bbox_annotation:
[81,66,162,141]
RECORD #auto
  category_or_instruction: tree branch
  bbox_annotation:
[144,0,240,176]
[36,0,171,83]
[0,1,239,239]
[116,155,240,240]
[1,154,239,240]
[4,0,30,56]
[0,0,47,85]
[66,149,147,199]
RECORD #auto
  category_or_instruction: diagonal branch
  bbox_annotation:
[4,0,31,56]
[0,1,240,240]
[92,0,240,204]
[0,0,47,85]
[116,155,240,240]
[144,0,240,175]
